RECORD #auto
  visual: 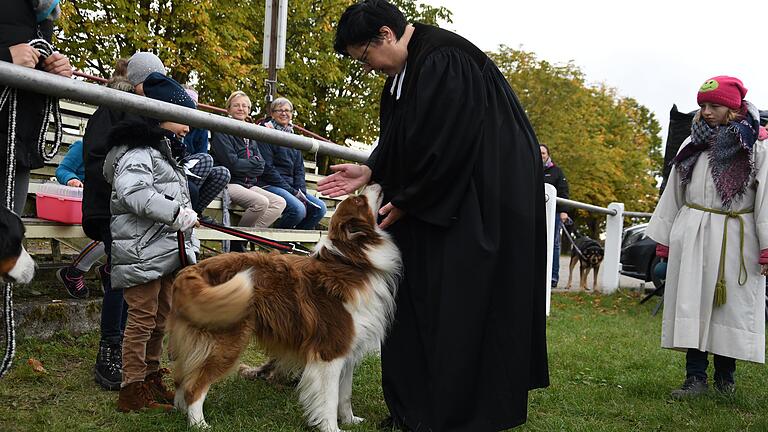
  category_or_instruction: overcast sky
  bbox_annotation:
[422,0,768,141]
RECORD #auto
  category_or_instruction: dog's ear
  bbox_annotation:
[329,214,375,242]
[0,207,24,260]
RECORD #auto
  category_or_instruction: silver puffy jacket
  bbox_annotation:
[103,125,196,289]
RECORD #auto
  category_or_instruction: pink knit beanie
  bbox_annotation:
[696,76,747,110]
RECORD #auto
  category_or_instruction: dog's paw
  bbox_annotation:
[340,415,365,425]
[189,419,210,429]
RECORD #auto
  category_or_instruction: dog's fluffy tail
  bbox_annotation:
[173,268,254,329]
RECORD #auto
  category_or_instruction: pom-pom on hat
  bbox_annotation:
[697,76,747,110]
[126,52,166,86]
[143,72,196,110]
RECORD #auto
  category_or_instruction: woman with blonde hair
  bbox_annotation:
[211,91,285,250]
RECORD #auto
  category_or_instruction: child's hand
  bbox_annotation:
[172,207,198,231]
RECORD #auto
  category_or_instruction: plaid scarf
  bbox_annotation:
[673,102,760,208]
[269,119,294,134]
[29,0,60,23]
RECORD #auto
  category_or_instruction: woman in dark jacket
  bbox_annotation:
[256,97,326,229]
[0,0,71,213]
[210,91,285,230]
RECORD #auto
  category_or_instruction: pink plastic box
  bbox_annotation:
[35,182,83,224]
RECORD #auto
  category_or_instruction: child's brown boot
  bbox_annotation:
[117,381,173,412]
[145,369,175,404]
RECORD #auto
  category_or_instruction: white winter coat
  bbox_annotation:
[647,136,767,363]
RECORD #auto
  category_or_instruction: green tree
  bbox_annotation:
[55,0,449,172]
[489,46,662,234]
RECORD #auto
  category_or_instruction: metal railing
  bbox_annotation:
[0,62,369,163]
[544,186,653,315]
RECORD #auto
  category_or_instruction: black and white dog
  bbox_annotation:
[0,206,35,284]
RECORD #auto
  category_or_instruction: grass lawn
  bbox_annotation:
[1,291,766,432]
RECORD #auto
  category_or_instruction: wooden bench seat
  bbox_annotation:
[22,217,325,243]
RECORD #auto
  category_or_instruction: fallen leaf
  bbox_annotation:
[27,358,46,374]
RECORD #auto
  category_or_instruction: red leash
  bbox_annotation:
[197,218,312,255]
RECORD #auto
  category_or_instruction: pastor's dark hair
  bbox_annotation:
[334,0,406,56]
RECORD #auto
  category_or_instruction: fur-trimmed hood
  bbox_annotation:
[103,118,182,182]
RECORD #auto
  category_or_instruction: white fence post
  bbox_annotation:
[600,202,624,294]
[544,184,557,316]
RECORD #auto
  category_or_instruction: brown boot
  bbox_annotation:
[117,381,173,413]
[145,368,175,404]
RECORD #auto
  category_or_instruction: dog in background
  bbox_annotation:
[566,230,604,291]
[168,184,401,431]
[0,206,35,284]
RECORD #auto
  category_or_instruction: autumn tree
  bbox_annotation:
[490,46,662,234]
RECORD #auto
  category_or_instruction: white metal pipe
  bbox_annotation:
[544,183,557,316]
[557,197,617,216]
[600,202,625,293]
[0,62,369,163]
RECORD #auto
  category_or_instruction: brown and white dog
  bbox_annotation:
[168,184,401,431]
[0,206,35,284]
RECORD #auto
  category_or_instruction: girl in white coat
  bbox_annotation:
[647,76,768,398]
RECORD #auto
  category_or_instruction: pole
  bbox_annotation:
[266,0,280,103]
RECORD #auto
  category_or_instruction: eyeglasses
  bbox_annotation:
[272,109,293,115]
[355,39,373,65]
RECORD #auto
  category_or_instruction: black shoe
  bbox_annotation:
[714,378,735,395]
[57,267,89,299]
[670,376,708,399]
[94,341,122,391]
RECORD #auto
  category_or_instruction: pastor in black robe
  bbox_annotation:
[367,23,549,431]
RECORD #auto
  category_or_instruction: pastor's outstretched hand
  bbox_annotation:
[317,164,371,198]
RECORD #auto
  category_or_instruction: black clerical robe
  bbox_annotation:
[368,23,549,432]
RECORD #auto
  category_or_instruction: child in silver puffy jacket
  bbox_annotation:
[103,72,198,412]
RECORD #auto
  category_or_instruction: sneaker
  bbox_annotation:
[670,376,708,399]
[57,267,89,299]
[117,381,173,413]
[95,341,122,391]
[145,368,175,404]
[714,379,735,395]
[96,264,111,294]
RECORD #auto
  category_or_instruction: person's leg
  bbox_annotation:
[121,278,161,387]
[185,153,212,186]
[713,354,736,392]
[671,349,709,398]
[118,276,172,413]
[264,186,304,229]
[685,349,709,380]
[296,193,327,230]
[552,217,561,287]
[13,167,30,215]
[227,183,270,227]
[94,224,124,390]
[196,165,230,214]
[246,186,286,228]
[144,274,176,403]
[72,241,106,273]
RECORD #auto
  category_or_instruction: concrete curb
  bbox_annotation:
[10,298,101,340]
